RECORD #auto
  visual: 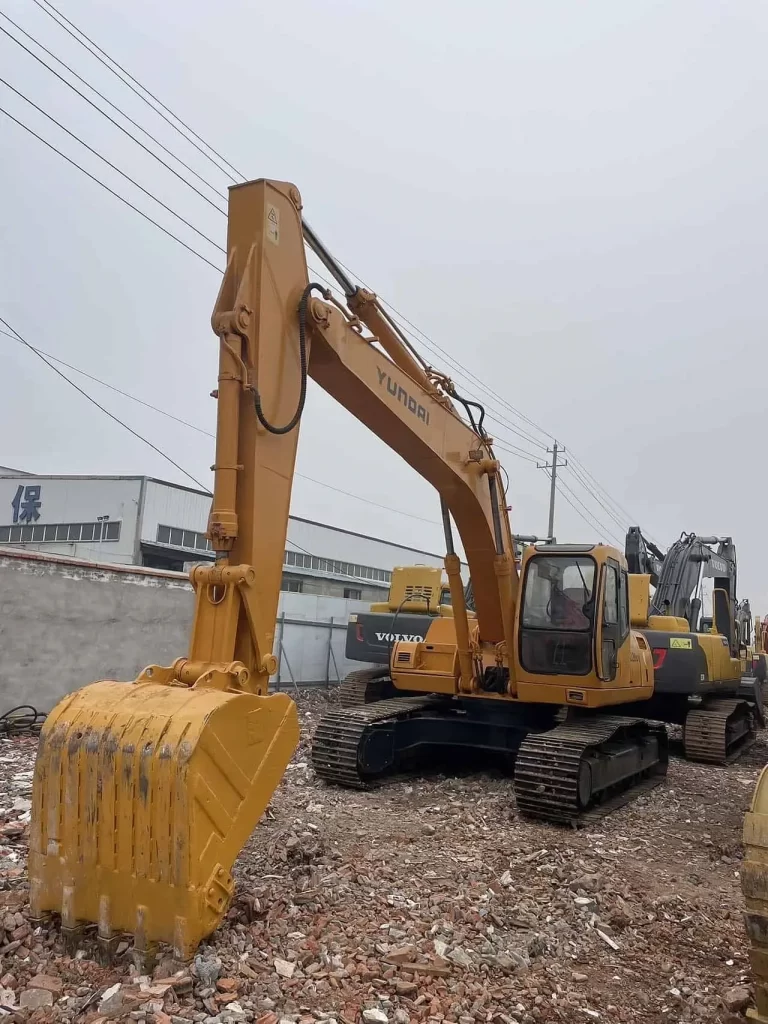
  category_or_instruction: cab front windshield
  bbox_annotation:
[522,555,596,630]
[520,554,597,675]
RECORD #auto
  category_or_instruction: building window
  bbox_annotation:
[282,548,391,586]
[0,520,121,544]
[281,575,303,593]
[344,587,362,600]
[156,525,211,552]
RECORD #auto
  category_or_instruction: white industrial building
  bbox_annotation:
[0,470,447,603]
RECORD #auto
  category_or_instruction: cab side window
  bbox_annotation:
[618,569,630,640]
[603,566,619,626]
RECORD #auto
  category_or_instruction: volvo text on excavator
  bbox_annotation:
[29,178,670,961]
[622,529,759,762]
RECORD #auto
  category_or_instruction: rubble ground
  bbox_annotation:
[0,689,764,1024]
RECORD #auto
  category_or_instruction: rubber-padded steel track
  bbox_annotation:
[513,716,668,827]
[312,696,436,787]
[337,669,393,707]
[683,699,756,764]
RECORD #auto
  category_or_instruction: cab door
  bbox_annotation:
[713,587,737,656]
[596,559,625,682]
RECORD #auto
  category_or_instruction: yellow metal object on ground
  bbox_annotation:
[29,679,298,961]
[742,765,768,1022]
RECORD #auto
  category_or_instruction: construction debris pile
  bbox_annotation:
[0,692,762,1024]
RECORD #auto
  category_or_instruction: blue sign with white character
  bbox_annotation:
[11,484,42,524]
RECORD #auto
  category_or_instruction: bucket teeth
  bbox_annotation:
[61,923,85,957]
[96,933,121,967]
[30,680,298,959]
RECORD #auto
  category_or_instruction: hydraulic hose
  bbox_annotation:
[252,282,329,435]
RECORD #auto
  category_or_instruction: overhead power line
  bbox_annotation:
[556,477,623,547]
[1,6,649,538]
[0,104,223,272]
[1,11,552,464]
[0,314,208,490]
[2,100,541,470]
[0,327,444,529]
[1,8,227,202]
[0,93,540,474]
[567,451,655,541]
[7,6,549,459]
[0,17,227,214]
[494,441,539,464]
[30,0,244,184]
[308,251,550,453]
[0,76,225,255]
[378,303,551,450]
[562,463,627,533]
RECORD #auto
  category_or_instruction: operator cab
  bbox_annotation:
[518,544,629,680]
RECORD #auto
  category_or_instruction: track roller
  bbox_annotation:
[683,698,756,764]
[513,716,668,827]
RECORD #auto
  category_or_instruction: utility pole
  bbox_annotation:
[537,443,568,541]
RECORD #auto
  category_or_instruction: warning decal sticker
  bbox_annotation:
[266,204,280,245]
[670,637,693,649]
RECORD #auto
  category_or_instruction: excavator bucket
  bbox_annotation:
[29,678,298,963]
[742,765,768,1022]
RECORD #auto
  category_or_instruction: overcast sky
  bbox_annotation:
[0,0,765,611]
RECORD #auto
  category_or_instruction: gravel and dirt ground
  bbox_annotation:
[0,690,763,1024]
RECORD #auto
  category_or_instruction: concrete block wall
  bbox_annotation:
[0,549,193,713]
[0,549,371,714]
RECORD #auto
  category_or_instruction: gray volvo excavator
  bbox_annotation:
[623,528,761,761]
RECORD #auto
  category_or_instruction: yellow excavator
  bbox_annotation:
[29,177,667,964]
[743,611,768,685]
[341,565,469,705]
[745,750,768,1023]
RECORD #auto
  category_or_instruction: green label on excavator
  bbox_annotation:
[670,637,693,649]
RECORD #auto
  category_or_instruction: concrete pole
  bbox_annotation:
[547,443,559,540]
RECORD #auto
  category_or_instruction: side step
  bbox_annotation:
[514,716,668,827]
[683,699,756,764]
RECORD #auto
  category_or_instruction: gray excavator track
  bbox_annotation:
[513,716,668,827]
[683,699,756,764]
